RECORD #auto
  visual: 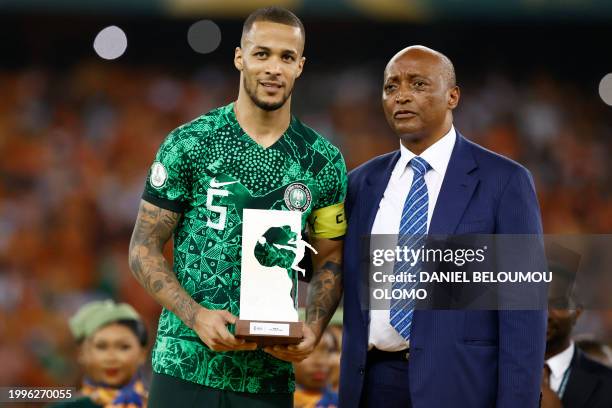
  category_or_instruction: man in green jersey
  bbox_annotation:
[128,6,347,408]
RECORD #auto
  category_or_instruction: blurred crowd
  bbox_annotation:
[0,59,611,388]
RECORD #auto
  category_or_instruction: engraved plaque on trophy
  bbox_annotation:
[235,209,308,346]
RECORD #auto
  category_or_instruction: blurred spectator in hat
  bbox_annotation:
[53,300,149,408]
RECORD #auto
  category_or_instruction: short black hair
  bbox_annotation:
[242,6,305,44]
[116,319,149,347]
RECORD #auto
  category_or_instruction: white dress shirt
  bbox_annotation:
[368,126,456,351]
[546,342,574,393]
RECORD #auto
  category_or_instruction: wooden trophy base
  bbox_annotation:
[235,320,303,346]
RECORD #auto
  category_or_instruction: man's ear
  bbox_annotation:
[448,86,460,110]
[234,47,243,71]
[295,56,306,79]
[573,305,584,322]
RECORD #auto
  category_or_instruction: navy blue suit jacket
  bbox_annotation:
[339,132,547,408]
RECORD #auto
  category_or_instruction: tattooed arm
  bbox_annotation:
[128,200,194,324]
[264,237,343,362]
[306,237,343,341]
[129,200,256,352]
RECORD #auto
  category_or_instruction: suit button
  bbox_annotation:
[359,366,365,375]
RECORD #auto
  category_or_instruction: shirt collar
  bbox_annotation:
[546,341,575,380]
[397,126,456,176]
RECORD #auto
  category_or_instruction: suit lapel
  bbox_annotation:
[411,133,479,349]
[358,151,400,324]
[429,133,479,235]
[364,151,401,235]
[563,349,599,408]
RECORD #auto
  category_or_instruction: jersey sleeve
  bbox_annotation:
[308,149,348,239]
[142,129,192,213]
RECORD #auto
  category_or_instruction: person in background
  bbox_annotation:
[294,329,338,408]
[53,300,149,408]
[326,317,343,393]
[542,285,612,407]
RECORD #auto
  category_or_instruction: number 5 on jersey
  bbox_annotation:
[206,188,229,230]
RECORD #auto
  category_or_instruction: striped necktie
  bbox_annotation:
[390,156,430,340]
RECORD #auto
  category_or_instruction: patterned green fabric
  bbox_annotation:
[142,102,347,393]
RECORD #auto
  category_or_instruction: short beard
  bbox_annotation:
[243,76,291,112]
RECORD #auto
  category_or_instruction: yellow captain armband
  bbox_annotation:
[308,202,347,239]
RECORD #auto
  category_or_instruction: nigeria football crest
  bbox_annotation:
[150,162,168,189]
[283,182,312,212]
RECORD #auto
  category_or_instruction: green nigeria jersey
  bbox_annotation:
[141,102,347,393]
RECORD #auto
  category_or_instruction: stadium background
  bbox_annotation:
[0,0,611,390]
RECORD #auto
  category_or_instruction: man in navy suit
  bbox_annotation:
[339,45,547,407]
